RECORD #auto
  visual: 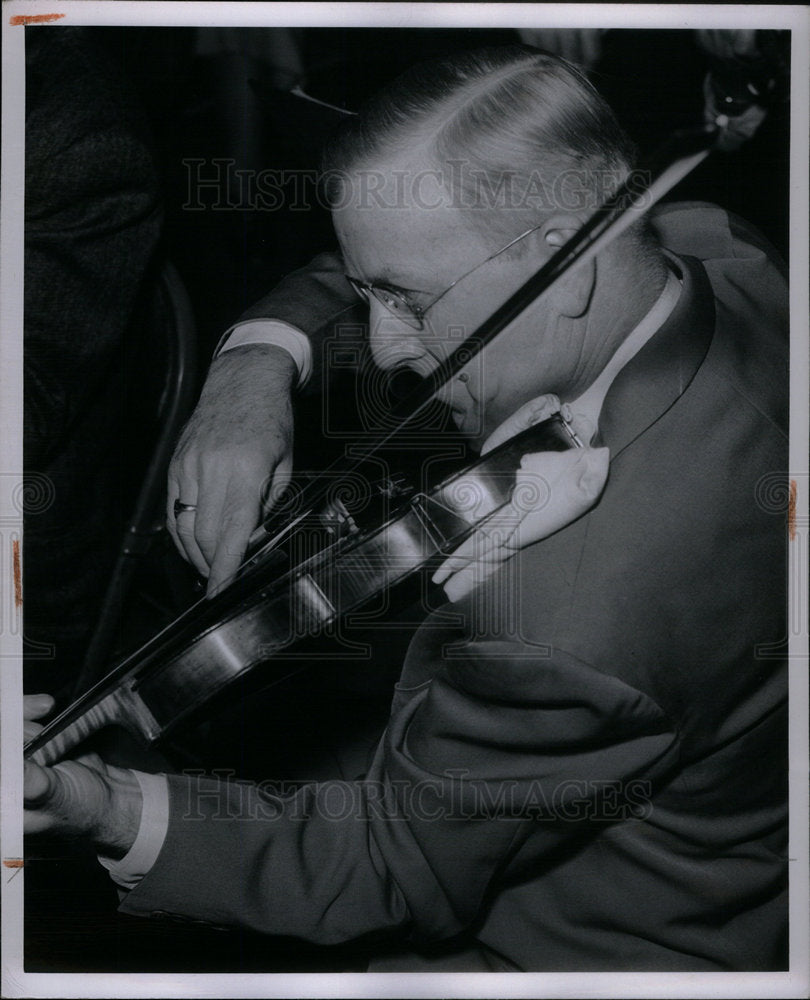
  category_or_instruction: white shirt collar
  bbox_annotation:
[563,265,683,443]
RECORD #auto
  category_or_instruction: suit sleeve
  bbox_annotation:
[119,642,679,946]
[233,251,367,396]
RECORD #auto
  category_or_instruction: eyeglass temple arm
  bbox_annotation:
[391,123,721,431]
[247,123,720,550]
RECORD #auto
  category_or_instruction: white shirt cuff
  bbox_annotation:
[215,319,313,388]
[97,770,170,890]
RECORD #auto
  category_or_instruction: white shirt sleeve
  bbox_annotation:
[215,319,313,388]
[97,770,170,890]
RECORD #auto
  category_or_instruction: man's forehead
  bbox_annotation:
[338,148,448,207]
[333,155,489,285]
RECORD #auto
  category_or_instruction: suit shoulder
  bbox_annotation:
[652,201,786,276]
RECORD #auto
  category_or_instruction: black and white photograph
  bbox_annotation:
[1,3,808,997]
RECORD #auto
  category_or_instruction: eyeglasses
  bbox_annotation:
[345,221,545,331]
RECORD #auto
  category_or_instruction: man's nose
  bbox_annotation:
[367,301,435,376]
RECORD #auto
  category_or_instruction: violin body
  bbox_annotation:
[25,110,737,770]
[25,415,577,767]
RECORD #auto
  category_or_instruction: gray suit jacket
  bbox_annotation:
[121,203,788,971]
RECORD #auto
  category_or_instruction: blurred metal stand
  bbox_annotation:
[74,262,198,697]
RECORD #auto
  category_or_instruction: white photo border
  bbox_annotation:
[2,3,807,998]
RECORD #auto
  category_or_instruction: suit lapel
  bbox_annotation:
[594,253,715,457]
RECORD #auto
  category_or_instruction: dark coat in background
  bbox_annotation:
[23,27,163,699]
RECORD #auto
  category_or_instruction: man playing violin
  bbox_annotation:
[25,46,788,971]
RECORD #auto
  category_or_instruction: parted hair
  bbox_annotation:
[322,45,644,244]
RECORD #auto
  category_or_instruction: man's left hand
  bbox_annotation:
[24,694,142,859]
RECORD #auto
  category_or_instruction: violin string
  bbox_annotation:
[31,124,722,746]
[244,124,720,559]
[109,127,721,669]
[28,112,751,764]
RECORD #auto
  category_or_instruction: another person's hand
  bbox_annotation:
[24,694,142,857]
[167,344,297,596]
[433,397,609,601]
[694,29,759,62]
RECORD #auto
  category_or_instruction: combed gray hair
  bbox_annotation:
[322,45,650,249]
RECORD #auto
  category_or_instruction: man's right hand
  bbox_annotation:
[167,344,297,596]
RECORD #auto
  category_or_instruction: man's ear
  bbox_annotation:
[543,217,596,318]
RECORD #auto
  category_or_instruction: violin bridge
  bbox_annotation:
[320,498,360,539]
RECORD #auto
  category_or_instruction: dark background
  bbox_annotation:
[101,25,790,356]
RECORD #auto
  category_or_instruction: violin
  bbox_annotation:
[24,110,749,769]
[25,416,578,767]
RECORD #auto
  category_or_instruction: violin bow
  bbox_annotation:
[245,116,729,558]
[64,59,781,702]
